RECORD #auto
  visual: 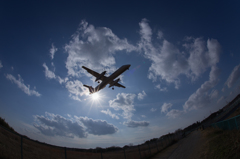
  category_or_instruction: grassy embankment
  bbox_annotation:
[200,109,240,159]
[201,128,240,159]
[0,117,15,132]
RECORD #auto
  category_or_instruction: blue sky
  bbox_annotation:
[1,0,240,148]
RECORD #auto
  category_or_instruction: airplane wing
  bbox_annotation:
[109,78,126,88]
[114,82,126,88]
[82,66,107,81]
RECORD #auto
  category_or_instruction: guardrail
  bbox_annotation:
[211,114,240,130]
[0,124,184,159]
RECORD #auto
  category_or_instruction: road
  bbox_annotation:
[151,130,204,159]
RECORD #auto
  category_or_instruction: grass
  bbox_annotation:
[201,128,240,159]
[0,117,15,132]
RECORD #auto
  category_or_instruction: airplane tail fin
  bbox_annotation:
[83,85,95,94]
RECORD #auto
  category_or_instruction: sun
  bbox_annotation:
[86,92,106,109]
[91,92,100,101]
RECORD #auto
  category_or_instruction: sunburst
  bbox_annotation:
[86,92,105,108]
[91,92,100,101]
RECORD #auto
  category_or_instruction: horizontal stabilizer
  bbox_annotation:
[83,85,95,94]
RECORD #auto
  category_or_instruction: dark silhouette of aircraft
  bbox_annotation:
[82,65,131,94]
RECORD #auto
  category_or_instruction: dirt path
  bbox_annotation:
[151,130,205,159]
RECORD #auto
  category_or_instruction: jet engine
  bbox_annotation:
[109,78,120,88]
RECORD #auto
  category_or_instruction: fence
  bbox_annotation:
[0,124,184,159]
[212,95,240,123]
[211,114,240,130]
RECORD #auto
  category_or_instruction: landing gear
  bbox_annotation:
[112,87,114,90]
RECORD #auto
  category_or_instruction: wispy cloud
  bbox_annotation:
[155,84,167,92]
[0,60,3,69]
[150,108,157,112]
[210,90,219,99]
[43,62,88,102]
[43,63,56,79]
[42,63,65,84]
[217,96,226,103]
[183,66,220,111]
[160,102,183,118]
[101,109,119,119]
[166,109,183,118]
[225,64,240,88]
[161,103,172,113]
[123,120,149,128]
[138,90,147,100]
[6,74,41,97]
[50,43,58,60]
[65,80,87,101]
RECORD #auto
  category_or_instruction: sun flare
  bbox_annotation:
[91,93,100,101]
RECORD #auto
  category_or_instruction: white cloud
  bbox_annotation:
[0,60,2,69]
[139,18,152,43]
[34,112,86,138]
[43,63,88,101]
[101,109,119,119]
[217,96,225,103]
[65,80,87,101]
[210,89,219,99]
[222,87,225,92]
[160,103,183,119]
[138,19,221,89]
[43,63,56,79]
[43,63,65,84]
[76,116,118,135]
[34,112,118,138]
[109,93,151,128]
[150,108,157,112]
[183,66,220,111]
[138,19,187,88]
[50,43,58,60]
[225,64,240,88]
[123,120,149,128]
[155,84,167,92]
[6,74,41,97]
[157,31,163,40]
[109,93,136,120]
[166,109,183,118]
[186,38,220,79]
[64,20,136,77]
[138,90,147,100]
[161,103,173,113]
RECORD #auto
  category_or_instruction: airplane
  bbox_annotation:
[82,64,131,94]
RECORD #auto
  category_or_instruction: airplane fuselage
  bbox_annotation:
[93,65,130,93]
